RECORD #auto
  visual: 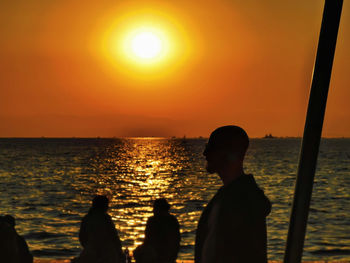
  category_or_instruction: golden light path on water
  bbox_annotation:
[88,138,211,255]
[110,140,174,248]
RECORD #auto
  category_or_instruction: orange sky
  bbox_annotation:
[0,0,349,137]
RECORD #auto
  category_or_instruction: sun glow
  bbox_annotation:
[131,31,163,59]
[97,7,195,81]
[122,27,169,65]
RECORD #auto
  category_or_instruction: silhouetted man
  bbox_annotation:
[134,198,180,263]
[75,195,124,263]
[1,215,33,263]
[195,126,271,263]
[0,216,19,263]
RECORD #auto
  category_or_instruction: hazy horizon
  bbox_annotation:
[1,136,349,139]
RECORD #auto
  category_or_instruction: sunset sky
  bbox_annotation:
[1,0,349,137]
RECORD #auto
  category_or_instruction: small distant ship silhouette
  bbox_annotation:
[263,133,276,139]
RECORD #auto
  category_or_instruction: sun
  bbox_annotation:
[131,32,162,59]
[120,27,169,65]
[99,10,194,76]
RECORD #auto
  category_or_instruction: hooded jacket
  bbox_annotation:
[195,174,271,263]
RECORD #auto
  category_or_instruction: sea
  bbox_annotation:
[0,138,349,261]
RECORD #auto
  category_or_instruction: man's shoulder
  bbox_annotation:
[147,214,179,230]
[222,174,271,217]
[83,210,112,222]
[168,214,180,226]
[223,174,261,197]
[146,215,157,226]
[151,214,178,223]
[16,234,29,249]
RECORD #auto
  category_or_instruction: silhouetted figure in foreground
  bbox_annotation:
[134,198,180,263]
[195,126,271,263]
[74,195,124,263]
[0,215,33,263]
[0,216,19,263]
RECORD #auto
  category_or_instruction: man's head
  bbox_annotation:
[153,198,170,216]
[2,215,15,228]
[204,125,249,175]
[92,195,109,212]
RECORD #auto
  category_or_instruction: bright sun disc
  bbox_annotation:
[131,32,162,59]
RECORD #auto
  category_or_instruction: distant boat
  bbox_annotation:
[263,133,276,139]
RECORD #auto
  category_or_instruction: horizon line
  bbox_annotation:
[0,136,349,139]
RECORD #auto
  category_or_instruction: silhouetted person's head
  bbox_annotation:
[3,215,15,228]
[92,195,109,212]
[204,125,249,180]
[153,198,170,216]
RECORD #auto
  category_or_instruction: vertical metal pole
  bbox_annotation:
[283,0,343,262]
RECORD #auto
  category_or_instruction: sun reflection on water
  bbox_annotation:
[83,138,204,255]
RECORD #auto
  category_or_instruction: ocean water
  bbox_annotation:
[0,138,349,261]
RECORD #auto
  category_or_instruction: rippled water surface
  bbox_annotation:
[0,138,349,260]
